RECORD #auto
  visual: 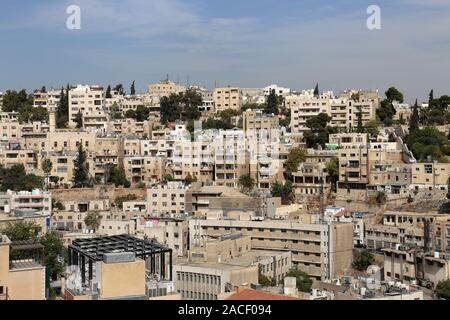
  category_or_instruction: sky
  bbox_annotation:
[0,0,449,102]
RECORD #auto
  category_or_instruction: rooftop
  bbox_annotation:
[226,289,300,300]
[69,234,171,261]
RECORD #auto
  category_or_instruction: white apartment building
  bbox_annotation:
[68,85,104,128]
[263,84,291,96]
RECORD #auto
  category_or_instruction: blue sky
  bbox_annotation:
[1,0,449,102]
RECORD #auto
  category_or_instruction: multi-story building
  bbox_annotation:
[434,215,450,253]
[213,87,243,112]
[33,89,61,110]
[123,155,165,185]
[189,218,353,281]
[243,110,282,189]
[135,217,189,257]
[364,211,440,250]
[68,85,104,128]
[383,246,450,289]
[0,235,46,300]
[411,162,450,191]
[292,162,330,197]
[146,182,187,217]
[213,130,249,188]
[148,80,186,98]
[289,89,378,133]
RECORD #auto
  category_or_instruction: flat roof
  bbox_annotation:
[69,234,171,261]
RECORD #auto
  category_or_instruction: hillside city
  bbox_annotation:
[1,81,450,301]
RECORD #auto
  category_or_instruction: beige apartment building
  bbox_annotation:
[0,142,38,173]
[33,89,62,110]
[68,85,104,128]
[411,162,450,191]
[173,261,257,300]
[213,87,243,112]
[383,247,450,288]
[0,235,46,300]
[123,155,165,185]
[185,185,266,216]
[148,80,186,98]
[434,215,450,253]
[189,233,292,285]
[146,182,187,217]
[213,130,249,188]
[134,217,189,257]
[188,218,353,280]
[243,110,283,189]
[330,132,369,193]
[289,90,378,133]
[292,162,330,197]
[364,211,440,250]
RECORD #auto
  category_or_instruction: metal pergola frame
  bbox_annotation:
[68,234,172,286]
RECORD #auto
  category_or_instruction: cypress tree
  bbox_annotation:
[357,107,363,133]
[314,83,319,97]
[130,81,136,96]
[106,85,112,98]
[72,141,89,188]
[409,99,420,133]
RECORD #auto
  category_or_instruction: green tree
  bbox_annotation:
[376,191,387,205]
[3,221,41,241]
[258,265,276,287]
[326,157,339,193]
[365,120,380,136]
[286,269,312,292]
[125,105,150,122]
[353,250,374,271]
[407,127,450,162]
[436,279,450,300]
[114,84,125,95]
[72,142,90,188]
[105,85,112,98]
[160,94,181,124]
[130,81,136,95]
[447,178,450,200]
[304,113,334,148]
[429,89,434,107]
[42,158,53,188]
[84,212,102,231]
[56,86,69,128]
[110,102,122,120]
[264,89,279,115]
[313,83,319,97]
[356,107,363,133]
[40,231,66,280]
[409,99,420,133]
[179,89,202,121]
[284,147,307,181]
[0,164,43,191]
[238,174,255,193]
[75,110,83,129]
[115,194,137,209]
[108,165,130,187]
[385,86,404,103]
[271,181,294,205]
[185,173,198,185]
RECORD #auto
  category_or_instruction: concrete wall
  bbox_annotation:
[8,267,45,300]
[99,259,145,299]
